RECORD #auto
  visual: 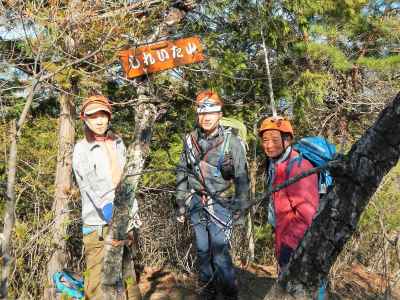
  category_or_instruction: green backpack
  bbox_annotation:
[211,117,247,176]
[220,117,248,154]
[185,117,247,176]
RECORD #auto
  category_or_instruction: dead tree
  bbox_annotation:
[266,92,400,299]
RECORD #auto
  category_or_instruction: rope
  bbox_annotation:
[257,0,277,117]
[250,159,342,208]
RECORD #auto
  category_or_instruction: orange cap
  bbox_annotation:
[80,95,112,120]
[195,90,223,106]
[258,116,294,137]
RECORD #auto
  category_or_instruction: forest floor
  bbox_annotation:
[137,263,400,300]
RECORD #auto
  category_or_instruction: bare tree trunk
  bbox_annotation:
[43,93,76,300]
[102,86,159,298]
[1,81,38,299]
[260,42,276,117]
[247,159,257,263]
[1,120,17,299]
[266,92,400,299]
[125,88,158,191]
[257,2,276,117]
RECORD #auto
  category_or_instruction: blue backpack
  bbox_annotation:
[268,136,336,227]
[292,136,336,194]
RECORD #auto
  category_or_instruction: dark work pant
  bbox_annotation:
[189,196,237,296]
[278,244,294,268]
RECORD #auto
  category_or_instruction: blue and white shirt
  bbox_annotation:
[72,137,126,226]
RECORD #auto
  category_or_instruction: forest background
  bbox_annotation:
[0,0,399,299]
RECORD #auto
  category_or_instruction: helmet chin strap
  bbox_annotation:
[271,145,292,163]
[281,134,286,153]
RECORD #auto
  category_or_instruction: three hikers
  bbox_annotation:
[175,90,250,300]
[72,95,142,299]
[71,93,324,299]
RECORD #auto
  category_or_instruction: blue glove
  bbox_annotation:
[102,203,113,223]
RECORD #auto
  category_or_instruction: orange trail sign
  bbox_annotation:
[119,36,205,78]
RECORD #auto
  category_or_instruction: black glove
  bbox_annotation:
[220,153,234,180]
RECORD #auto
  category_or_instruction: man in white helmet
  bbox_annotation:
[176,90,249,300]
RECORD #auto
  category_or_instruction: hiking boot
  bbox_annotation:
[220,290,238,300]
[199,291,217,300]
[199,288,217,300]
[222,294,238,300]
[199,281,217,300]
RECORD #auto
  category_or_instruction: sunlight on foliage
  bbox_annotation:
[357,55,400,73]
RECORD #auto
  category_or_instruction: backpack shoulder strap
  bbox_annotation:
[184,131,201,165]
[285,153,303,179]
[217,129,232,171]
[223,129,232,155]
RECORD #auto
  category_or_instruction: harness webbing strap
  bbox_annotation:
[190,133,201,157]
[187,132,224,197]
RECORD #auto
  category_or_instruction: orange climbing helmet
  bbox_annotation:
[195,90,223,113]
[80,95,112,120]
[196,90,223,106]
[258,116,294,137]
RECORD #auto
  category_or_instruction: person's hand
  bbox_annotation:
[126,230,136,247]
[230,199,251,215]
[232,210,246,227]
[233,211,242,221]
[176,206,186,223]
[127,230,135,240]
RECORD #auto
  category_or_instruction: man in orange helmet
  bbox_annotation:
[258,116,319,272]
[176,90,249,300]
[72,95,142,299]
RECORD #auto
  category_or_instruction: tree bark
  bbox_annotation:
[1,82,38,299]
[273,92,400,298]
[125,88,158,194]
[1,120,17,299]
[247,159,257,263]
[43,93,76,300]
[102,86,159,298]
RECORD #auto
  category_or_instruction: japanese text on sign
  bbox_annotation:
[119,36,205,78]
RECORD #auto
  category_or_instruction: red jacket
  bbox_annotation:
[272,149,319,259]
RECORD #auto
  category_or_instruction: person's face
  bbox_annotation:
[261,130,289,158]
[197,112,222,134]
[84,110,110,135]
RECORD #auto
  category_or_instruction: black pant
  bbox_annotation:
[278,244,294,268]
